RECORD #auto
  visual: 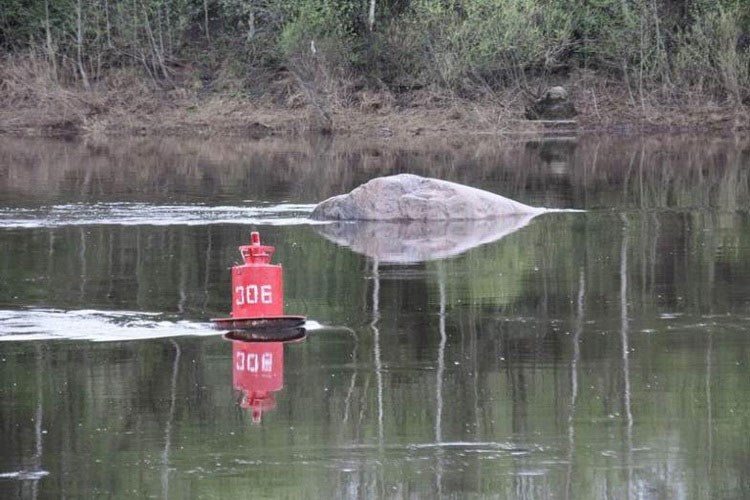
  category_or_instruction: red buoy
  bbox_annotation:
[233,231,283,318]
[212,231,305,330]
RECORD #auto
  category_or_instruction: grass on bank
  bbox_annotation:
[1,0,749,136]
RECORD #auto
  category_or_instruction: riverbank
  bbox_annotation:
[2,72,748,140]
[3,0,749,141]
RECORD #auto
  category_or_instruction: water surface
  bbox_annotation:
[0,135,749,499]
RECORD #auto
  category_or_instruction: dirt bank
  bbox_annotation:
[1,78,748,141]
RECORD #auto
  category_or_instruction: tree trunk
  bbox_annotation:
[76,0,91,89]
[203,0,210,42]
[368,0,376,31]
[44,0,58,80]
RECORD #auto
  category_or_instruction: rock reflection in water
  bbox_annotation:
[229,329,307,423]
[315,214,541,263]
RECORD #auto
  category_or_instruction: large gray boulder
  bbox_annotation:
[310,174,543,220]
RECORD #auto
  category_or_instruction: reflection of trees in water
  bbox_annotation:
[620,215,634,500]
[0,341,189,495]
[2,142,750,496]
[366,211,746,498]
[1,135,749,209]
[0,225,226,316]
[0,209,747,498]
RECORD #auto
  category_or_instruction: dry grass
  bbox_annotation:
[1,53,748,140]
[0,53,168,136]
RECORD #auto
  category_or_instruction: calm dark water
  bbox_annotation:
[0,135,749,499]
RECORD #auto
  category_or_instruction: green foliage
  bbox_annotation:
[672,6,750,101]
[276,0,369,71]
[1,0,748,102]
[396,0,573,86]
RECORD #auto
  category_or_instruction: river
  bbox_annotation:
[0,134,748,499]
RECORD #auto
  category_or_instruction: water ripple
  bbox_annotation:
[0,202,321,228]
[0,308,326,342]
[0,308,216,342]
[0,470,49,480]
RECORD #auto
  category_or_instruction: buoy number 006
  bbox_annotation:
[235,284,273,305]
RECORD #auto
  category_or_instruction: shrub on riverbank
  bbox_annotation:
[1,0,749,123]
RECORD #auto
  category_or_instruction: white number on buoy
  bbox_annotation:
[235,284,273,305]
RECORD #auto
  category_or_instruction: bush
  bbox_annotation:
[672,7,750,102]
[392,0,573,89]
[1,0,749,106]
